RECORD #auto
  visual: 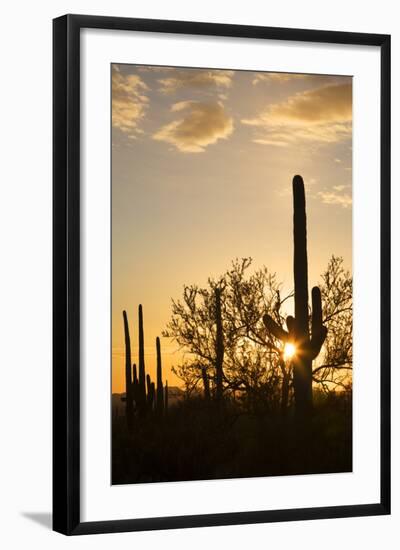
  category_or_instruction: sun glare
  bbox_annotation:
[284,342,296,360]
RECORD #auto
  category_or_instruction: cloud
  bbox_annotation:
[157,69,234,94]
[112,66,149,137]
[268,83,352,123]
[242,83,352,146]
[136,66,173,73]
[317,190,352,208]
[252,73,313,85]
[153,101,234,153]
[252,73,351,86]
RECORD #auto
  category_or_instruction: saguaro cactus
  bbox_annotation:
[132,363,140,411]
[137,304,147,415]
[156,337,164,414]
[146,374,155,411]
[146,373,152,400]
[279,356,290,416]
[132,363,138,385]
[122,310,133,428]
[263,175,327,418]
[150,382,155,410]
[215,287,224,403]
[165,381,169,414]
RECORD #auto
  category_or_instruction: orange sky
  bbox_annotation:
[111,65,352,394]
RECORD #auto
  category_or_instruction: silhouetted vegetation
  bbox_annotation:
[112,390,351,484]
[263,175,327,421]
[122,305,168,424]
[112,175,352,484]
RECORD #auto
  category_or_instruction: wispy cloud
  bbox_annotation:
[153,101,234,153]
[268,83,352,123]
[157,69,234,94]
[136,66,174,73]
[253,73,315,85]
[112,66,149,137]
[242,83,352,146]
[252,72,351,86]
[317,189,352,208]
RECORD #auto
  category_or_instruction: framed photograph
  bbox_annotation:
[53,14,390,535]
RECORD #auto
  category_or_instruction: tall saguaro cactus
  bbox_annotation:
[122,305,167,419]
[132,363,139,412]
[215,287,224,403]
[122,310,134,428]
[138,304,147,415]
[165,381,169,415]
[156,337,164,414]
[263,175,327,418]
[132,363,138,385]
[146,374,155,410]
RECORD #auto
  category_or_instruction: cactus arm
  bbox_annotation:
[311,287,323,332]
[310,324,328,358]
[263,313,289,342]
[310,286,328,357]
[310,326,328,359]
[285,315,296,339]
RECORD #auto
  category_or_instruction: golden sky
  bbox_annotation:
[111,64,352,394]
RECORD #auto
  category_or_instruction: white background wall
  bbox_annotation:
[0,0,398,547]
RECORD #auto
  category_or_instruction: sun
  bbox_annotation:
[283,342,296,360]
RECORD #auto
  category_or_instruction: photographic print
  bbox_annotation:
[111,63,353,485]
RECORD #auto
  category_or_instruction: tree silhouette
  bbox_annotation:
[163,259,292,410]
[164,255,352,412]
[313,255,352,392]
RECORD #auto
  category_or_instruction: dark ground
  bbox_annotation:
[112,391,352,485]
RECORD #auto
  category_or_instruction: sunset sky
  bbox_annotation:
[111,64,352,393]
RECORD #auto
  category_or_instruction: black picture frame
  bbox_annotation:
[53,14,391,535]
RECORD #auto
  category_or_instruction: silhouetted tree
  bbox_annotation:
[313,255,352,393]
[164,254,352,412]
[163,259,290,409]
